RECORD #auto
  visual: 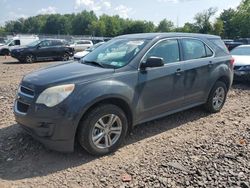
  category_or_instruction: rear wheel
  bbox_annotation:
[62,53,69,61]
[25,54,35,63]
[204,81,228,113]
[77,104,128,156]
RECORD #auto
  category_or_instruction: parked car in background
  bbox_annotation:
[92,39,104,44]
[231,45,250,81]
[70,40,93,52]
[234,38,250,44]
[10,39,74,63]
[14,33,233,155]
[74,42,105,61]
[223,40,243,51]
[0,35,39,55]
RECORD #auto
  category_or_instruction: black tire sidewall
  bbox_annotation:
[78,104,128,156]
[206,81,228,113]
[2,49,9,56]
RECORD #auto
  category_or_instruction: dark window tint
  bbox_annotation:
[182,39,207,60]
[144,39,180,64]
[52,40,63,46]
[40,40,53,47]
[14,40,20,45]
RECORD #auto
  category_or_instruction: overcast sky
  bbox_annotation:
[0,0,242,26]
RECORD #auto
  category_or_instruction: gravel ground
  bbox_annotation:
[0,56,249,188]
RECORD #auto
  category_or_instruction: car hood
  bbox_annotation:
[74,51,89,58]
[232,55,250,66]
[22,61,114,87]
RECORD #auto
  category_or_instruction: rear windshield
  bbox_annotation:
[209,38,229,53]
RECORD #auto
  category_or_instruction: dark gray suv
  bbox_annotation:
[14,33,234,155]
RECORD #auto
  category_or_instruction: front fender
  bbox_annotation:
[70,79,136,130]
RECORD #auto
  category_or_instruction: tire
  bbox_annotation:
[25,54,35,63]
[61,53,69,61]
[204,81,228,113]
[77,104,128,156]
[2,49,10,56]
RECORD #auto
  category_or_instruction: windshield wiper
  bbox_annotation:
[81,60,105,68]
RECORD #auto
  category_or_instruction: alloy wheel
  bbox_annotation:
[91,114,122,149]
[212,87,225,110]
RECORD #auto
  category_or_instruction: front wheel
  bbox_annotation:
[204,81,228,113]
[77,104,128,156]
[25,54,35,63]
[61,53,69,61]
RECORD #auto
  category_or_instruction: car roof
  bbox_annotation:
[116,32,220,40]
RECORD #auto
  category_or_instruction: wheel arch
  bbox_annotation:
[75,96,134,137]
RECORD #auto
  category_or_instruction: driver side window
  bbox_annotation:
[143,39,180,64]
[39,40,52,47]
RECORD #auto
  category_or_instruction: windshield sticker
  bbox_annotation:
[127,41,144,46]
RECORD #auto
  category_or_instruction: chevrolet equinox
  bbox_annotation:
[14,33,234,155]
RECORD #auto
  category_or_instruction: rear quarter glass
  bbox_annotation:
[209,38,229,54]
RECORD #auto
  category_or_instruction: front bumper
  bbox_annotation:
[10,51,25,61]
[234,70,250,81]
[13,85,76,152]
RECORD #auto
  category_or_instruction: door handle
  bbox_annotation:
[208,61,213,68]
[175,68,182,76]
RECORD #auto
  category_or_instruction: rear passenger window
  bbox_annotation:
[182,39,208,60]
[143,39,180,64]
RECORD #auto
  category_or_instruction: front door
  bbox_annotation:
[137,39,185,122]
[36,40,54,59]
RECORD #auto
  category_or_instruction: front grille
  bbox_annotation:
[20,86,34,97]
[17,101,29,113]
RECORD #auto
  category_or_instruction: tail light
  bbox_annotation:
[230,58,235,66]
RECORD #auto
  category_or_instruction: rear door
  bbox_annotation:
[180,38,214,106]
[137,39,185,121]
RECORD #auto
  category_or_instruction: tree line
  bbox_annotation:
[0,0,249,39]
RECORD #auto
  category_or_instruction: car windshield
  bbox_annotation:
[82,39,148,68]
[27,40,41,47]
[4,39,12,45]
[231,47,250,56]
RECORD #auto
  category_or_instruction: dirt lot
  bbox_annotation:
[0,56,249,188]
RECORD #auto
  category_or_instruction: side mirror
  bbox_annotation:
[141,56,164,69]
[37,45,41,49]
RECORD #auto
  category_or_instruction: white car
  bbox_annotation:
[231,45,250,81]
[74,42,105,61]
[70,40,93,52]
[0,35,39,55]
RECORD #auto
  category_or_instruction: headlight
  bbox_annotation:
[36,84,75,107]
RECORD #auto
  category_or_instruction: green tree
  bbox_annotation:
[156,19,174,32]
[213,19,224,36]
[219,8,236,38]
[194,7,217,34]
[71,11,97,35]
[231,0,250,38]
